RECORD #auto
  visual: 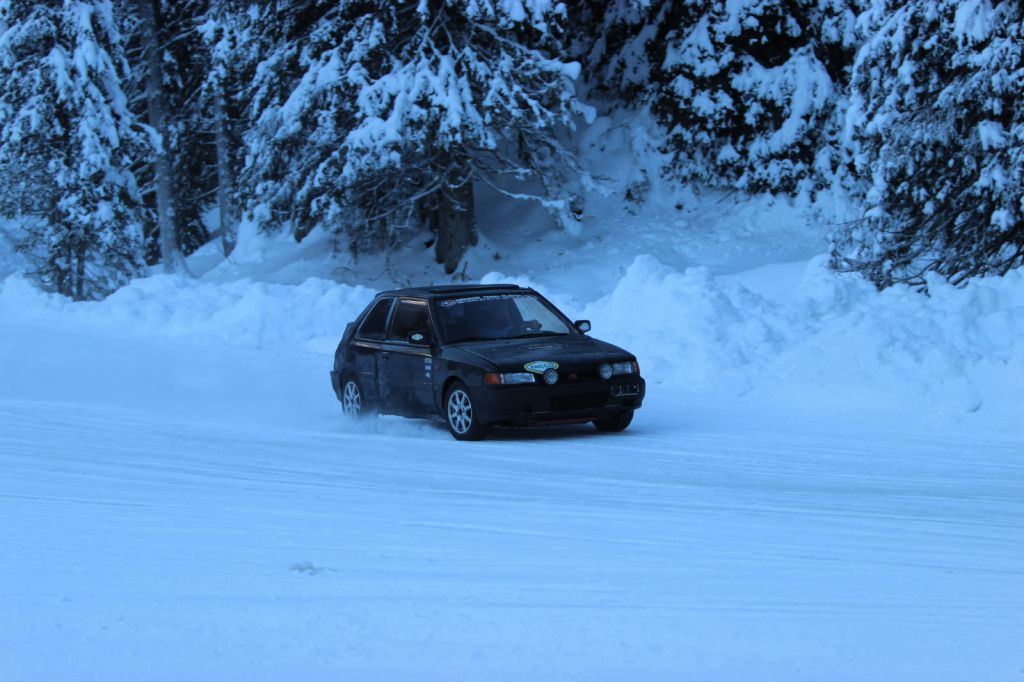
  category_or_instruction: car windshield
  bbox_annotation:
[435,293,574,343]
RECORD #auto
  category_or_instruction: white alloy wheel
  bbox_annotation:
[341,379,362,418]
[447,389,473,435]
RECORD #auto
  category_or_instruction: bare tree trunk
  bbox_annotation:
[136,0,186,274]
[74,243,85,301]
[434,173,476,275]
[214,81,239,257]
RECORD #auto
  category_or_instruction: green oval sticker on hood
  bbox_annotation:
[524,360,559,374]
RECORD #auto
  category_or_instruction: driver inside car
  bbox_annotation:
[482,301,527,338]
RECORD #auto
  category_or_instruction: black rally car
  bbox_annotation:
[330,284,645,440]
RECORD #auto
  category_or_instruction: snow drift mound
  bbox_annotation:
[0,274,376,354]
[3,257,1021,418]
[571,256,1024,417]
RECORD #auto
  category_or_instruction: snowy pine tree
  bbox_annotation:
[651,0,857,195]
[235,0,341,246]
[0,0,148,300]
[566,0,662,105]
[244,0,586,273]
[129,0,189,274]
[157,0,215,257]
[198,0,247,256]
[836,0,1024,287]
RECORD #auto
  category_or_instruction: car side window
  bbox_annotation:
[357,298,393,340]
[388,299,432,343]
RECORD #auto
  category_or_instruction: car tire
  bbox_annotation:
[445,381,487,441]
[340,376,372,419]
[593,410,634,433]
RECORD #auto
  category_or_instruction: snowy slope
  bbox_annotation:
[2,249,1023,680]
[178,110,842,299]
[0,219,28,280]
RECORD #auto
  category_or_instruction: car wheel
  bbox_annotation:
[341,376,370,419]
[593,410,634,433]
[445,382,486,441]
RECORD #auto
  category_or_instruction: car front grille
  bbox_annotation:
[561,367,601,382]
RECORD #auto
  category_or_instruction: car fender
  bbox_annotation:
[433,348,499,413]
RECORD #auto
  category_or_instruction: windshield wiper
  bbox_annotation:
[448,335,499,344]
[509,331,570,339]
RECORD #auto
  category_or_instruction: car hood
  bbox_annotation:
[451,334,632,371]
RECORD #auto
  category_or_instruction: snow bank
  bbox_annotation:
[0,273,376,354]
[580,256,1024,417]
[578,257,792,392]
[3,256,1021,418]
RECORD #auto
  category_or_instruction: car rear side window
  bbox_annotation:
[388,299,432,342]
[357,298,393,339]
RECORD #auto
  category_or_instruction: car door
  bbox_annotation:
[379,298,436,415]
[351,297,394,404]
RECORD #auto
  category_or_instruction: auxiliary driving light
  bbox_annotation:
[543,368,559,385]
[599,363,613,380]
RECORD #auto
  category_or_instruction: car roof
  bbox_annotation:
[377,283,531,299]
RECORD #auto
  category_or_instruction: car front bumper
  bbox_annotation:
[473,376,645,426]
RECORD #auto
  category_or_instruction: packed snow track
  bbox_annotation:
[2,310,1022,681]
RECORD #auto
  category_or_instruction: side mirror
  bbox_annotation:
[574,320,591,333]
[408,331,430,345]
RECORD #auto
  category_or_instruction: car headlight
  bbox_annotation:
[484,372,536,385]
[601,361,638,379]
[611,360,638,375]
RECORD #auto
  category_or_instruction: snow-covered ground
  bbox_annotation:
[2,242,1022,679]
